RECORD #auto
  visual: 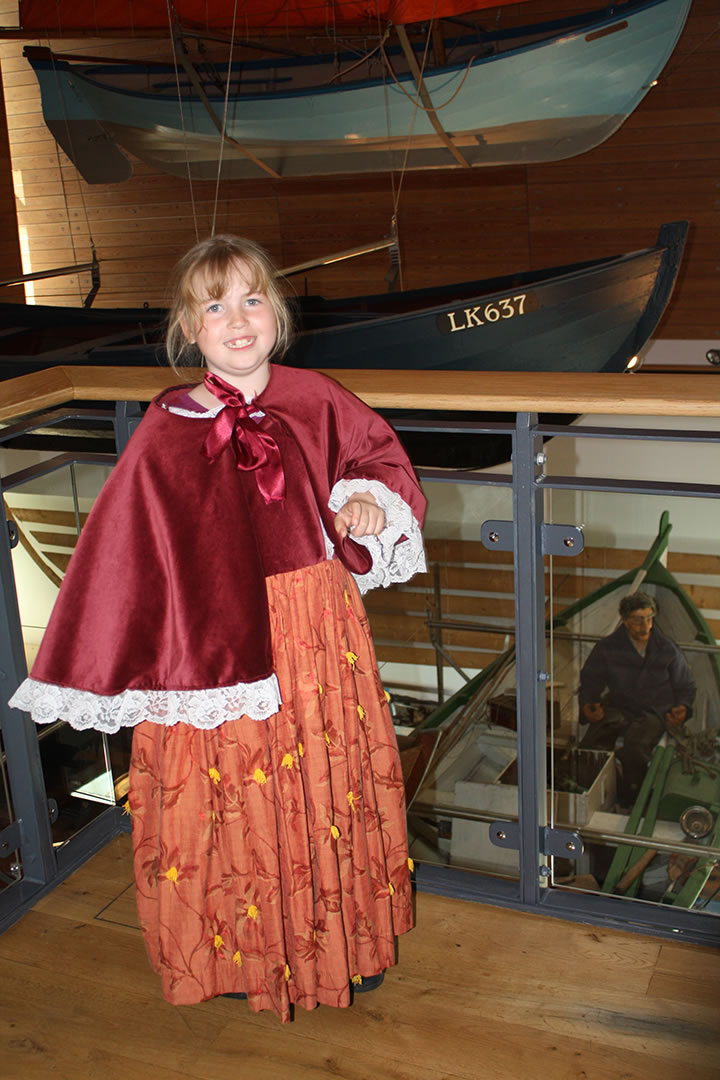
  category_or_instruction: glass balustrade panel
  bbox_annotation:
[546,422,720,917]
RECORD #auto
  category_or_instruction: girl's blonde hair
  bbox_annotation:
[166,234,293,369]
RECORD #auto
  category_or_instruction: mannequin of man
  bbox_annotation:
[579,591,695,806]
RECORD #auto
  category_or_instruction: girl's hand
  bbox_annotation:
[334,493,386,539]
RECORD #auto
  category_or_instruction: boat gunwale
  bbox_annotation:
[292,228,678,340]
[26,0,689,107]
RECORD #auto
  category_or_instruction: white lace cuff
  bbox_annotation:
[328,478,426,594]
[9,673,282,733]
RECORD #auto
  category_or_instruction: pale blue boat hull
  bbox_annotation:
[28,0,691,181]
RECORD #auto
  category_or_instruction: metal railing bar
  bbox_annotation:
[424,618,720,655]
[537,424,720,444]
[540,475,720,499]
[3,453,116,491]
[410,801,720,862]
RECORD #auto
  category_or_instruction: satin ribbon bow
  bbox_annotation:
[202,372,285,504]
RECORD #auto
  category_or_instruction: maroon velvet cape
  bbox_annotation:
[28,365,426,698]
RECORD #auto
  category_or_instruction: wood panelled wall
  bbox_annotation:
[0,6,24,304]
[0,0,717,337]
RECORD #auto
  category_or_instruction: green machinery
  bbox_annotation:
[602,737,720,908]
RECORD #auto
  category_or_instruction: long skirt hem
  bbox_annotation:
[129,559,413,1023]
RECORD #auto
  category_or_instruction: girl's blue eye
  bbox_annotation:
[246,297,260,306]
[206,303,222,313]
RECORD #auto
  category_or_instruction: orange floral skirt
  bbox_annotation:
[128,558,413,1022]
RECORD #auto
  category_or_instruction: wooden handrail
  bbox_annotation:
[0,366,718,424]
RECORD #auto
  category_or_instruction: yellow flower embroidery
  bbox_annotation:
[344,589,352,608]
[388,881,395,896]
[351,974,363,985]
[347,791,359,811]
[298,742,304,757]
[208,767,221,784]
[330,825,340,840]
[324,731,331,747]
[384,689,391,703]
[164,866,178,883]
[357,704,366,720]
[122,800,132,817]
[317,682,324,695]
[280,753,294,769]
[408,857,415,872]
[214,934,224,951]
[253,768,267,785]
[233,951,242,968]
[211,810,216,823]
[284,964,291,982]
[247,904,259,920]
[345,650,359,669]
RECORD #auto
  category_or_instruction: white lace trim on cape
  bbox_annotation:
[327,478,426,594]
[9,673,282,733]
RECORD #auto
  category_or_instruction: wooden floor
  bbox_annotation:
[1,835,718,1080]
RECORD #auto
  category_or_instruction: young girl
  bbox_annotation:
[10,234,427,1023]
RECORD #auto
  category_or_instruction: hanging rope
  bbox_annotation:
[167,0,200,243]
[44,33,97,305]
[380,36,475,114]
[211,0,240,237]
[390,16,435,224]
[328,29,391,85]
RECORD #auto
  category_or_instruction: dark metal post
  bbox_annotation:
[114,400,143,456]
[0,479,55,887]
[512,413,547,906]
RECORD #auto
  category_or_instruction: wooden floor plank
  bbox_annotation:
[646,970,720,1010]
[653,940,720,979]
[0,835,717,1080]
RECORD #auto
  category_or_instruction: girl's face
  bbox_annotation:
[190,261,278,395]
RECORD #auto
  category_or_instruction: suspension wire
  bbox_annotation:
[376,7,399,238]
[389,15,435,225]
[374,3,417,293]
[167,0,200,242]
[43,14,97,306]
[211,0,240,237]
[328,29,389,84]
[659,19,719,84]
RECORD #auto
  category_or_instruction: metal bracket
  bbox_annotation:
[481,520,584,556]
[489,821,584,861]
[489,820,519,849]
[543,524,584,557]
[481,519,514,551]
[0,820,22,858]
[542,825,584,860]
[48,798,59,825]
[6,520,18,549]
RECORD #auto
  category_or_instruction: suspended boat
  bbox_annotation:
[23,0,692,183]
[0,221,688,380]
[405,512,720,901]
[0,221,687,467]
[17,0,532,32]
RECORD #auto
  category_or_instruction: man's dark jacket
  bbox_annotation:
[579,623,695,720]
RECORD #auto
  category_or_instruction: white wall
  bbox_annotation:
[2,452,112,669]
